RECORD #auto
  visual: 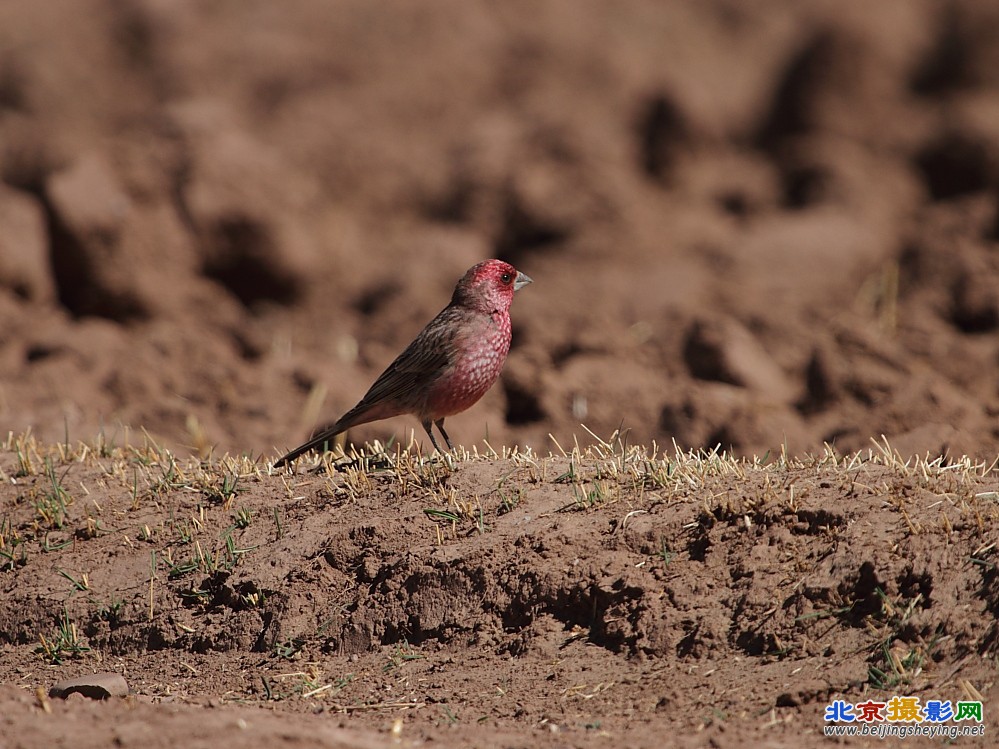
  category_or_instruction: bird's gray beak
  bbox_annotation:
[514,271,533,291]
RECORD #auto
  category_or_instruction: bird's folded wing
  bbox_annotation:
[353,312,459,408]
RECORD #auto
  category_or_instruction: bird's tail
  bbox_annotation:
[273,401,383,467]
[273,425,344,467]
[273,399,405,468]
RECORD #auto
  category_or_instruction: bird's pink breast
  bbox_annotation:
[426,313,511,418]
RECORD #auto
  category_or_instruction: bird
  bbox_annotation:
[274,259,532,467]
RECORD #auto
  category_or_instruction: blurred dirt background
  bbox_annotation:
[2,0,999,462]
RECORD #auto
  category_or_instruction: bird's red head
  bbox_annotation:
[452,259,532,313]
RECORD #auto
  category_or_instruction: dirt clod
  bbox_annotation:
[49,673,130,700]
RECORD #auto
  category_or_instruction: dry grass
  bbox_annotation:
[3,428,996,547]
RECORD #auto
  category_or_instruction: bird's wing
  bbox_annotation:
[352,308,460,410]
[274,322,455,467]
[274,307,469,467]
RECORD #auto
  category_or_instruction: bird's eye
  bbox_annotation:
[500,272,512,284]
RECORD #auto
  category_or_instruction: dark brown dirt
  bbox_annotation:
[1,440,997,748]
[2,0,999,746]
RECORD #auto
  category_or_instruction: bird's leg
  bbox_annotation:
[421,419,442,453]
[434,419,454,451]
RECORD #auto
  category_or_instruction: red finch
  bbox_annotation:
[275,259,532,466]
